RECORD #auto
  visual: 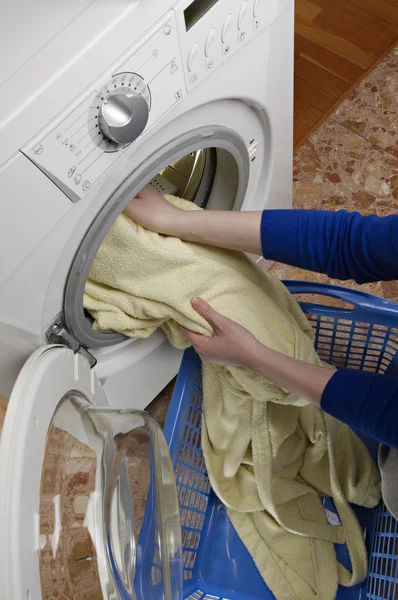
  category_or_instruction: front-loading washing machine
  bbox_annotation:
[0,0,294,596]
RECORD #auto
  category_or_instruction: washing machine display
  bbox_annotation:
[184,0,220,30]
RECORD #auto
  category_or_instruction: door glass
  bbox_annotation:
[39,395,182,600]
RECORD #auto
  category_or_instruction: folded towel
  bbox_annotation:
[84,196,380,599]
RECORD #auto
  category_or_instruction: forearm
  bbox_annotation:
[173,209,263,254]
[321,368,398,448]
[248,342,334,406]
[123,186,263,253]
[261,210,398,283]
[248,344,398,448]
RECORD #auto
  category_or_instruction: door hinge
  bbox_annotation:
[46,320,97,369]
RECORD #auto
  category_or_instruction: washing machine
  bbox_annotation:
[0,0,294,597]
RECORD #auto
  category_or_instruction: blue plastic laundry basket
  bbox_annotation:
[163,282,398,600]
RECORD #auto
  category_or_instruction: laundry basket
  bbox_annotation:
[163,281,398,600]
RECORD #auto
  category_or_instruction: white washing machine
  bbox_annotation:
[0,0,293,597]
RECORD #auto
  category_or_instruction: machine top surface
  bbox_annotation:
[0,0,100,87]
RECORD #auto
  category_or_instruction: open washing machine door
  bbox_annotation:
[0,344,182,600]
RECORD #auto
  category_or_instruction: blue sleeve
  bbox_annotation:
[321,369,398,448]
[261,209,398,283]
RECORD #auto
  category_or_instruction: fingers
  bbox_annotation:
[181,327,211,359]
[181,326,204,346]
[191,297,223,330]
[137,184,163,200]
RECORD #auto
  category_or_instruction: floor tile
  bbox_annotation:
[294,121,398,215]
[333,45,398,157]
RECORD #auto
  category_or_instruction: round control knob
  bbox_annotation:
[98,89,149,145]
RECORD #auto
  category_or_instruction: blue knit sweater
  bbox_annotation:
[261,210,398,448]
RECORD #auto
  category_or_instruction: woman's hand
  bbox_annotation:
[124,185,184,235]
[182,298,260,367]
[184,297,334,406]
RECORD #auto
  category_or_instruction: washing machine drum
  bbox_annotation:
[153,148,217,208]
[0,345,182,600]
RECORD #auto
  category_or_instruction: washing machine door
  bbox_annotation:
[0,345,182,600]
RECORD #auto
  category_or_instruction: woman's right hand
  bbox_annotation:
[124,185,184,235]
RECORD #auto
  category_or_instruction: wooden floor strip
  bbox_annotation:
[294,118,311,146]
[295,0,323,21]
[295,34,364,83]
[294,74,338,113]
[310,0,391,36]
[313,10,390,56]
[294,97,324,126]
[294,55,350,98]
[295,18,376,70]
[348,0,398,28]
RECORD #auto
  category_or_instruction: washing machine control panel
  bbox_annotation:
[174,0,278,89]
[23,12,185,202]
[22,0,278,202]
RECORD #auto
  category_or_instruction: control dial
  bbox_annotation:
[96,73,151,145]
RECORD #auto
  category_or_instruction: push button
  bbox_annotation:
[221,14,232,44]
[238,1,249,31]
[205,28,217,57]
[187,42,199,72]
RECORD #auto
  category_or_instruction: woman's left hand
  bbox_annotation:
[124,185,185,235]
[182,297,260,367]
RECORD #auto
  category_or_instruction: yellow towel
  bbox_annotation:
[84,196,380,599]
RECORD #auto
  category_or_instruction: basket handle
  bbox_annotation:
[283,280,398,317]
